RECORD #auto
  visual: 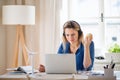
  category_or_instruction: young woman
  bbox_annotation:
[39,20,94,72]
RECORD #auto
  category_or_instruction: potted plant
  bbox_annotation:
[105,43,120,62]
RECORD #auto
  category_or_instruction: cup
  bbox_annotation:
[104,68,114,77]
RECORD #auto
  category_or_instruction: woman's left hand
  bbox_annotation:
[83,33,93,69]
[83,33,93,48]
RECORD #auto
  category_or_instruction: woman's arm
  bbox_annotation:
[83,33,94,69]
[83,38,92,69]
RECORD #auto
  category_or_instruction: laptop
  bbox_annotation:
[45,53,77,74]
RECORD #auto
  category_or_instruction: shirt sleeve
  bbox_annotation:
[57,43,64,53]
[87,41,95,70]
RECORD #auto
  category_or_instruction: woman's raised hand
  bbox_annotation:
[83,33,93,47]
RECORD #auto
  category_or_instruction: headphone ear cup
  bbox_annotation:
[78,30,82,36]
[63,33,65,36]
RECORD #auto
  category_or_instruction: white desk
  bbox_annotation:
[30,73,74,80]
[30,74,116,80]
[1,71,120,80]
[29,71,120,80]
[0,71,28,80]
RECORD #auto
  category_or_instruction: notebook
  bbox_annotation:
[45,53,77,74]
[6,66,39,74]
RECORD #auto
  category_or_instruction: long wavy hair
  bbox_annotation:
[62,20,84,51]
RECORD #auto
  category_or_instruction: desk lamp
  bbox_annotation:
[2,5,35,68]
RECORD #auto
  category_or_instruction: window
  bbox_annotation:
[104,0,120,47]
[60,0,120,53]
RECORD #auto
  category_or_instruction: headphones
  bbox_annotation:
[63,21,83,37]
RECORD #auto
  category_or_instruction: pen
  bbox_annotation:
[106,65,108,69]
[111,63,115,69]
[103,65,108,69]
[103,66,106,69]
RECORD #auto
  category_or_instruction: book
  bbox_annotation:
[6,66,38,74]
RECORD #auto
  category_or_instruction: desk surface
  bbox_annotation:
[0,71,120,80]
[0,71,28,80]
[30,71,120,80]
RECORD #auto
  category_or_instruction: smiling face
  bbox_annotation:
[64,28,79,44]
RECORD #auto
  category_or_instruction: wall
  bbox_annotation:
[0,0,6,74]
[0,0,16,74]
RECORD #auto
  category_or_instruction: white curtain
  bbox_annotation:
[25,0,62,66]
[38,0,62,64]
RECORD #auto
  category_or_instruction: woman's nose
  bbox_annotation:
[69,35,74,39]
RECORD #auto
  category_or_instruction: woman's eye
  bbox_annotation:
[71,34,75,36]
[65,34,75,37]
[66,34,69,36]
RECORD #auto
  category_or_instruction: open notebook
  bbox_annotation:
[7,66,38,74]
[45,54,77,74]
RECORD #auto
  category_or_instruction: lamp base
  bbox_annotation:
[13,25,29,67]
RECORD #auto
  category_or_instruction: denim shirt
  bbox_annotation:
[57,41,94,71]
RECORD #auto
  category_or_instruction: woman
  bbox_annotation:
[39,20,94,72]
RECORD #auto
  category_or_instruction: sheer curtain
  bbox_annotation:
[25,0,62,67]
[38,0,62,64]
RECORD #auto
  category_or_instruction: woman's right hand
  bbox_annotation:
[39,64,45,72]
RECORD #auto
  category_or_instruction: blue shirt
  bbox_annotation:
[57,41,94,71]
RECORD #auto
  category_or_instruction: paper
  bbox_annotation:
[6,66,38,74]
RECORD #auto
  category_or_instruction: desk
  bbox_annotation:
[30,74,116,80]
[1,71,120,80]
[30,73,74,80]
[0,71,28,80]
[29,71,120,80]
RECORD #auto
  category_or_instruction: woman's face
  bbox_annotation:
[64,28,79,44]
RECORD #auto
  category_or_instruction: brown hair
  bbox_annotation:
[62,20,84,51]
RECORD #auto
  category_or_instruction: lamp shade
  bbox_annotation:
[2,5,35,25]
